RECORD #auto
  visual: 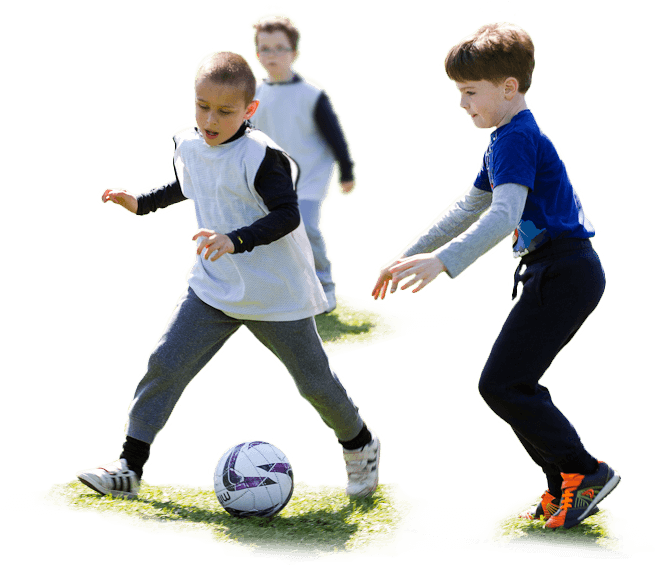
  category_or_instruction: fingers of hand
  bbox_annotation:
[400,275,425,294]
[373,261,406,300]
[371,281,382,300]
[102,189,121,204]
[373,278,388,300]
[193,231,231,261]
[390,264,430,291]
[192,229,214,241]
[194,230,214,255]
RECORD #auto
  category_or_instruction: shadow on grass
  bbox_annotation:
[315,312,374,343]
[315,295,412,357]
[55,483,394,555]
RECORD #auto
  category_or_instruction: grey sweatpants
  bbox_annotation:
[126,287,364,444]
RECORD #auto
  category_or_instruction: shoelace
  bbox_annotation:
[558,488,574,511]
[558,473,584,511]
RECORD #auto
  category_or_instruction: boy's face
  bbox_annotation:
[256,30,296,82]
[195,78,259,146]
[456,79,514,129]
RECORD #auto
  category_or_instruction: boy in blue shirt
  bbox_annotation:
[250,16,355,313]
[372,23,619,529]
[77,52,379,501]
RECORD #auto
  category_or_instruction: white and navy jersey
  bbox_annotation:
[251,74,353,201]
[138,123,300,255]
[138,124,328,321]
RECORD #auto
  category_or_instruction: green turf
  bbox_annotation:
[29,296,653,563]
[467,495,653,559]
[314,299,385,345]
[50,482,401,555]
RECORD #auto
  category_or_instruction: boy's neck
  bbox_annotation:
[267,69,295,83]
[498,95,528,128]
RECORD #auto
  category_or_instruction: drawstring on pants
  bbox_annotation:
[512,260,524,300]
[511,240,592,305]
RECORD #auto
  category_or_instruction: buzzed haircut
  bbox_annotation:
[195,52,257,105]
[445,23,535,93]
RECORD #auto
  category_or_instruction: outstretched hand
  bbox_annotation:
[340,180,355,194]
[372,259,402,300]
[373,253,447,299]
[193,229,235,261]
[101,188,138,214]
[389,253,447,293]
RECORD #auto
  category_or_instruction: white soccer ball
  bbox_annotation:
[214,441,294,518]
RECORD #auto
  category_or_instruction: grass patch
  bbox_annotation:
[315,299,384,345]
[50,482,401,555]
[467,495,652,559]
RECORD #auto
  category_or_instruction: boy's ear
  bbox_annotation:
[245,99,259,120]
[504,77,520,98]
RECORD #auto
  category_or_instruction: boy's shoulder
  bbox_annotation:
[257,74,324,96]
[173,127,203,147]
[244,126,284,152]
[492,110,551,155]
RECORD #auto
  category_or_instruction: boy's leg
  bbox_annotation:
[478,246,605,473]
[298,199,336,311]
[126,287,242,446]
[245,316,379,497]
[78,289,242,496]
[513,428,564,498]
[245,316,363,441]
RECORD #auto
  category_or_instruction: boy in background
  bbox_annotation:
[250,16,354,313]
[78,52,379,500]
[372,23,619,529]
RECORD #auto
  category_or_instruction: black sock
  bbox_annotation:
[120,436,150,479]
[560,454,598,476]
[339,424,372,451]
[546,474,562,500]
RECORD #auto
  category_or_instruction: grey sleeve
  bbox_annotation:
[436,183,529,278]
[403,183,529,279]
[404,185,493,257]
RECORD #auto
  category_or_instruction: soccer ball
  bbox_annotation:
[214,441,294,518]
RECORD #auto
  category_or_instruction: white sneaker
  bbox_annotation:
[343,436,380,498]
[77,459,140,499]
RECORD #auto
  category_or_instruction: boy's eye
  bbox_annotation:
[198,104,232,116]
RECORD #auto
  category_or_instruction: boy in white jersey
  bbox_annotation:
[372,24,619,529]
[249,16,355,313]
[78,52,379,500]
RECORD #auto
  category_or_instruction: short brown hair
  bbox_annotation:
[445,23,535,93]
[195,52,256,104]
[253,16,300,51]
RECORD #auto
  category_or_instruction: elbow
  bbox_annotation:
[287,206,301,232]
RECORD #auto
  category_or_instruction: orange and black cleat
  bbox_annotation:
[545,461,620,529]
[520,490,560,520]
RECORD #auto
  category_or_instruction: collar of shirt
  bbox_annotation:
[263,73,303,86]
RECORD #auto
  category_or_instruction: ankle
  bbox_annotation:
[120,436,150,479]
[339,425,372,451]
